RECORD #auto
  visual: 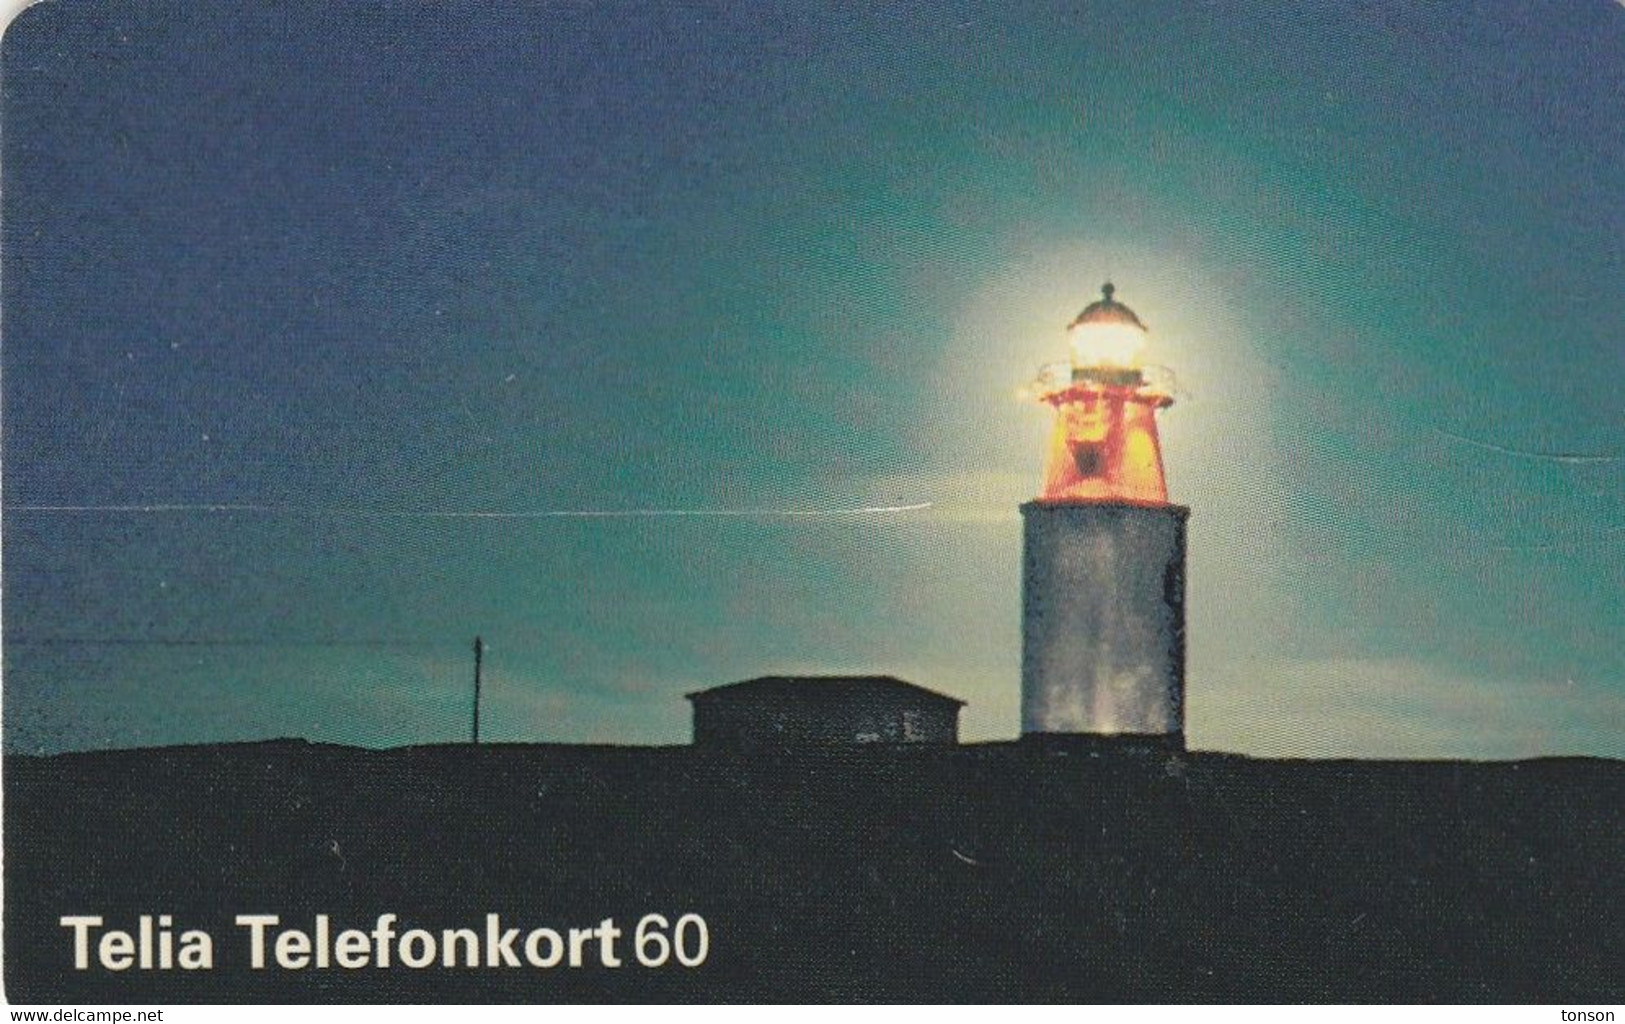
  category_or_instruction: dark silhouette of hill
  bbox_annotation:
[4,739,1621,1003]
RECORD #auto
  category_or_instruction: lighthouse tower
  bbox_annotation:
[1021,283,1189,746]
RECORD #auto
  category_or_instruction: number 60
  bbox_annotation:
[634,913,709,967]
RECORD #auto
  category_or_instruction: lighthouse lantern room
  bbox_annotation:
[1033,282,1175,505]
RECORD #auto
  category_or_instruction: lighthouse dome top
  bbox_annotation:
[1065,282,1148,369]
[1068,282,1147,332]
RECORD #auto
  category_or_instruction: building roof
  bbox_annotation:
[685,675,966,707]
[1068,281,1147,331]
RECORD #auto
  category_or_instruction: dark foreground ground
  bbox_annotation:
[4,739,1622,1003]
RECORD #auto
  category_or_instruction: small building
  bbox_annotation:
[685,675,964,748]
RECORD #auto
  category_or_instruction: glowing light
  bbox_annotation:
[1069,319,1147,369]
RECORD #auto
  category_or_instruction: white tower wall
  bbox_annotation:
[1020,501,1189,740]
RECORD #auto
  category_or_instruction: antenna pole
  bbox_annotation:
[472,635,484,745]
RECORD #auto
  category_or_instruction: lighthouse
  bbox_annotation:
[1021,283,1189,746]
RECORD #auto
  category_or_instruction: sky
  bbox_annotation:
[2,0,1621,757]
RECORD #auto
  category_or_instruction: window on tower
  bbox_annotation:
[1072,442,1105,478]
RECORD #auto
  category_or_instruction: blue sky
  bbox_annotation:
[3,1,1621,756]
